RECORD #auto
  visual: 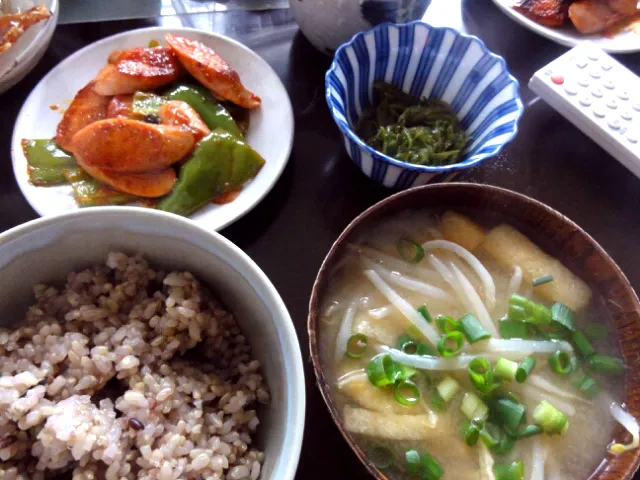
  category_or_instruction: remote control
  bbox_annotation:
[529,43,640,179]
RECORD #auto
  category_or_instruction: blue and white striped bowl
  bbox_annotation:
[325,22,524,188]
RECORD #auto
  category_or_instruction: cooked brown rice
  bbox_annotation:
[0,253,269,480]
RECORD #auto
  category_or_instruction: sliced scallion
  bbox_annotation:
[493,398,525,431]
[587,354,625,376]
[508,294,552,326]
[494,358,518,382]
[460,419,480,446]
[371,445,394,469]
[417,304,432,323]
[572,330,595,358]
[405,449,422,474]
[499,318,530,339]
[468,357,499,395]
[491,433,516,455]
[397,238,424,264]
[550,302,574,331]
[515,424,543,438]
[421,453,444,480]
[366,353,398,387]
[461,392,489,421]
[494,460,524,480]
[515,356,536,383]
[397,334,418,354]
[459,313,491,344]
[572,372,600,397]
[346,333,368,358]
[436,315,460,334]
[548,351,573,375]
[394,380,420,406]
[480,421,501,448]
[533,400,569,435]
[437,331,464,358]
[532,275,553,287]
[430,391,447,412]
[436,376,460,403]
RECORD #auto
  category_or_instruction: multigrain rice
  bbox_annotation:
[0,253,269,480]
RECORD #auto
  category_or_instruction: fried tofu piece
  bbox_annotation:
[339,379,424,415]
[343,407,435,440]
[482,224,592,310]
[439,211,486,252]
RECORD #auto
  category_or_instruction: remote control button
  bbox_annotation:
[578,77,590,87]
[544,68,553,76]
[608,118,621,130]
[602,79,615,90]
[621,111,633,121]
[588,52,599,61]
[601,62,613,71]
[580,96,592,107]
[633,103,640,112]
[551,74,564,85]
[593,105,606,118]
[576,58,588,69]
[589,69,602,79]
[618,91,630,101]
[591,88,603,98]
[606,99,618,109]
[628,134,638,144]
[564,84,578,96]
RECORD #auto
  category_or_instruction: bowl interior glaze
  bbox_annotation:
[308,183,640,480]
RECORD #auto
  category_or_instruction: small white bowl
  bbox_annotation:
[0,207,306,479]
[0,0,59,94]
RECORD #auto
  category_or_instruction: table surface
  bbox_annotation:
[2,1,640,478]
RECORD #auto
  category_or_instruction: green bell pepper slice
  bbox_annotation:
[23,139,77,186]
[164,84,243,139]
[64,169,138,207]
[157,129,265,216]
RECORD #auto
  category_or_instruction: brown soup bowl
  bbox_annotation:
[307,183,640,480]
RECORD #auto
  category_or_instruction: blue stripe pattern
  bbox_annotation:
[325,22,523,190]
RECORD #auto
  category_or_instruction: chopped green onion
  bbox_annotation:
[436,315,460,334]
[394,380,420,406]
[491,433,516,455]
[494,460,524,480]
[587,354,625,376]
[460,419,480,446]
[532,275,554,287]
[405,449,422,474]
[508,304,527,322]
[493,398,525,431]
[499,318,531,339]
[417,304,432,323]
[461,392,489,421]
[572,372,600,397]
[533,400,568,435]
[417,343,436,356]
[396,364,418,382]
[371,445,394,469]
[548,351,574,375]
[585,323,608,341]
[459,313,491,344]
[430,391,447,412]
[494,358,518,382]
[397,238,424,263]
[397,334,418,354]
[516,424,543,438]
[421,453,444,480]
[468,357,499,395]
[540,331,568,341]
[480,421,501,448]
[367,354,398,387]
[436,376,460,403]
[508,294,551,326]
[550,302,574,331]
[437,331,464,358]
[515,356,536,383]
[346,333,368,359]
[572,330,595,358]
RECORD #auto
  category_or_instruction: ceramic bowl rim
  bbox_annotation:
[0,206,306,480]
[325,21,524,174]
[307,182,640,480]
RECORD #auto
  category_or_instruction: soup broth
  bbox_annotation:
[319,210,626,480]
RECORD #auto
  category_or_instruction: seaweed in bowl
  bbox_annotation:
[356,82,468,167]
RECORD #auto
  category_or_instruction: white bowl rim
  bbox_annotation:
[325,20,524,173]
[0,0,59,81]
[0,206,306,480]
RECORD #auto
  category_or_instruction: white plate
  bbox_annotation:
[11,27,294,231]
[491,0,640,53]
